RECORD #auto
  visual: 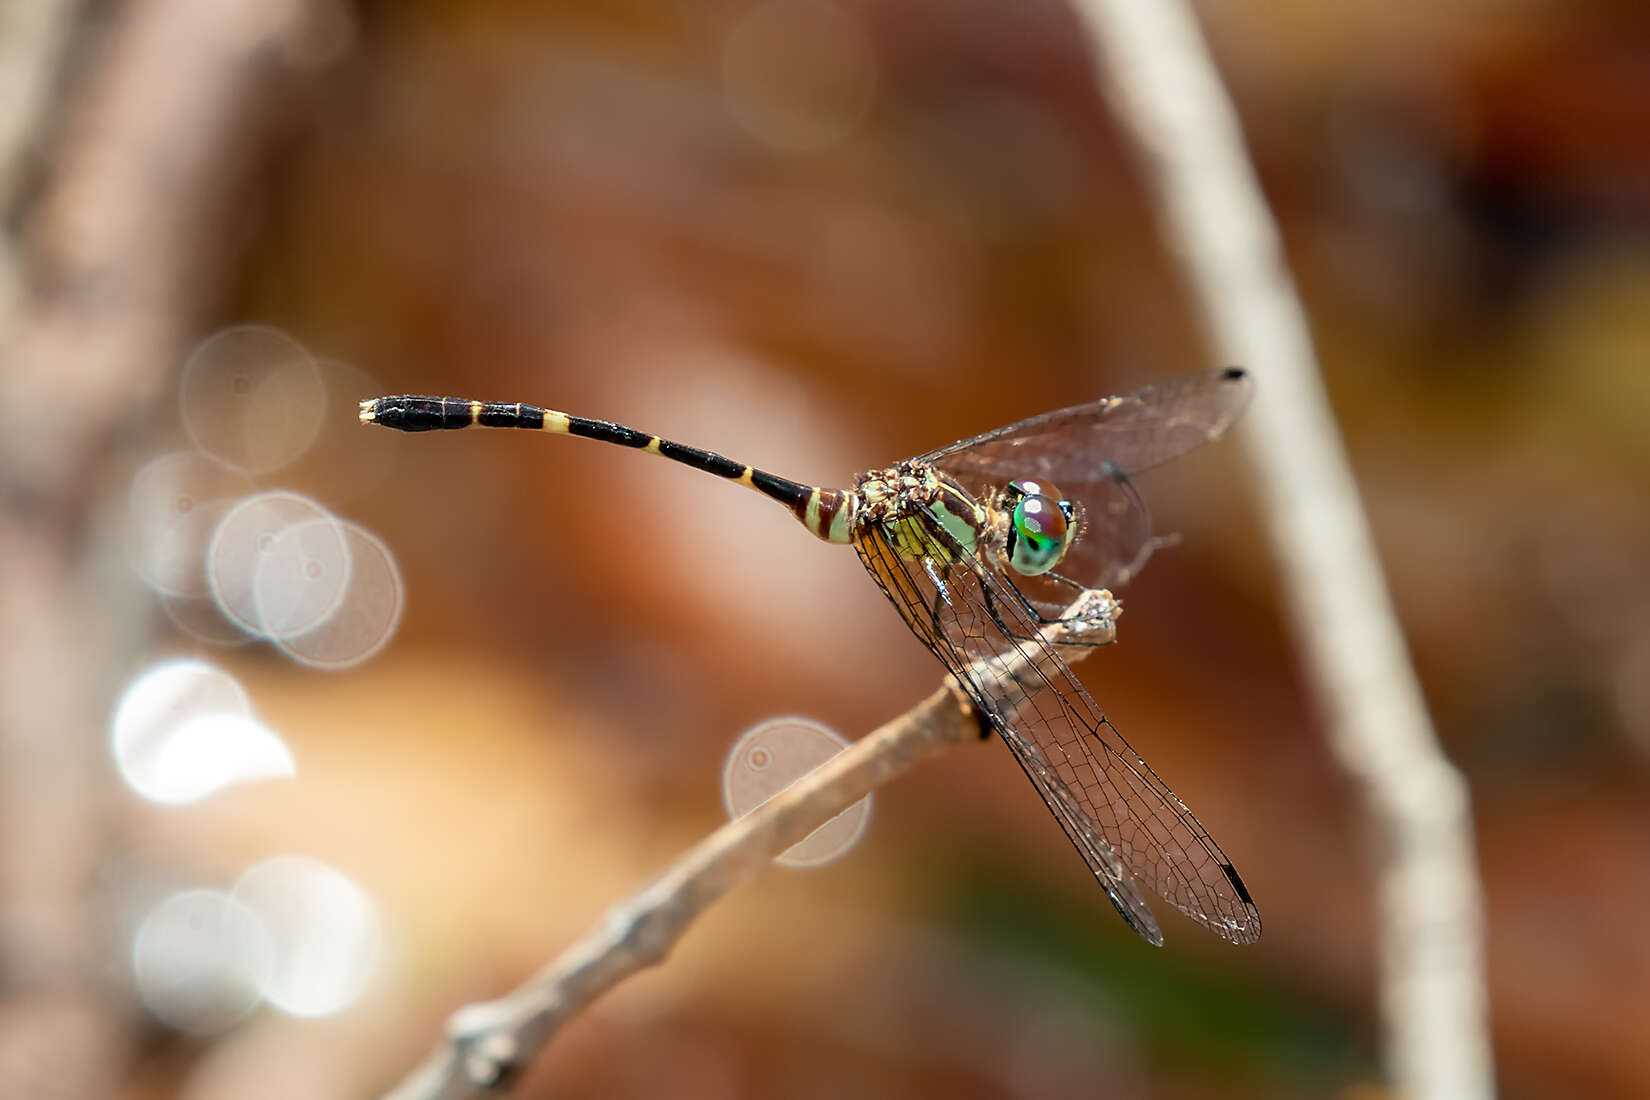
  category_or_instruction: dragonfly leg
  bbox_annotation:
[928,580,988,745]
[978,576,1041,644]
[1007,571,1082,625]
[995,572,1115,648]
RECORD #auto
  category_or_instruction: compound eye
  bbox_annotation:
[1008,488,1071,576]
[1009,478,1057,502]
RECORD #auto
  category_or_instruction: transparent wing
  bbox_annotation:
[920,368,1253,590]
[918,367,1252,482]
[855,520,1261,946]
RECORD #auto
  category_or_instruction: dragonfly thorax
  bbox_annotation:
[852,463,987,565]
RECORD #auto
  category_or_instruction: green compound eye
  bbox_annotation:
[1007,480,1072,576]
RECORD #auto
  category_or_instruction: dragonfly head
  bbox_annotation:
[1002,479,1077,576]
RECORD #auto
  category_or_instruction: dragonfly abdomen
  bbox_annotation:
[360,395,860,545]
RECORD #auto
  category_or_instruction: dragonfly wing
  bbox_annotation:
[919,367,1252,481]
[855,520,1262,946]
[923,368,1253,590]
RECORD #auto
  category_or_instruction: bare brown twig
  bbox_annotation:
[1070,1,1495,1096]
[382,589,1119,1100]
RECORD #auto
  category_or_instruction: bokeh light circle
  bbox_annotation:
[250,514,354,641]
[181,325,326,474]
[209,491,343,637]
[112,659,250,762]
[128,452,254,598]
[232,856,382,1018]
[722,716,871,867]
[110,659,294,804]
[273,522,404,670]
[131,889,274,1035]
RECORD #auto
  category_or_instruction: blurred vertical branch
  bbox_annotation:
[0,1,78,230]
[1070,1,1494,1097]
[0,0,317,1093]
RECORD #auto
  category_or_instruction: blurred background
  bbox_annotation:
[4,0,1649,1097]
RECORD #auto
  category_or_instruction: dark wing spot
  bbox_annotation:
[1220,861,1253,905]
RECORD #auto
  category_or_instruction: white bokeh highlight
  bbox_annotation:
[128,452,254,599]
[132,326,405,666]
[273,522,404,670]
[110,659,295,804]
[232,856,382,1018]
[181,325,327,474]
[127,713,296,805]
[131,889,275,1035]
[722,716,871,868]
[206,492,351,639]
[252,516,355,641]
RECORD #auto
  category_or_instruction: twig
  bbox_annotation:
[382,589,1119,1100]
[1069,2,1494,1097]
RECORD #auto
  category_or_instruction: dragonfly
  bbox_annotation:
[360,367,1261,946]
